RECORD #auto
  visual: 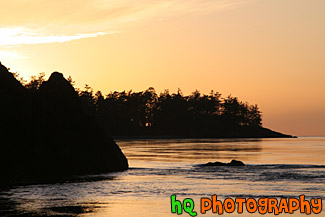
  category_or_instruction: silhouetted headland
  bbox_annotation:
[75,82,293,139]
[0,62,128,185]
[2,62,294,140]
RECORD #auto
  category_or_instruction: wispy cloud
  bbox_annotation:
[0,28,117,46]
[0,0,243,47]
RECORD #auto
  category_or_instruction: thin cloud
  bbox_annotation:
[0,0,243,46]
[0,0,243,29]
[0,28,118,46]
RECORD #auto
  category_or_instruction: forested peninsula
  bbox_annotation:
[10,65,293,139]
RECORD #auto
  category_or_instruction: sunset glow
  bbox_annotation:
[1,0,324,136]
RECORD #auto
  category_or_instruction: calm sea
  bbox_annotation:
[1,137,324,216]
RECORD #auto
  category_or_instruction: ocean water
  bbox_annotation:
[0,137,324,216]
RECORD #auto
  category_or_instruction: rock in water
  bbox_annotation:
[200,160,245,167]
[203,161,227,166]
[228,160,245,166]
[0,63,128,184]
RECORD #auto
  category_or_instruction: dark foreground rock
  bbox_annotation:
[0,63,128,185]
[200,160,245,167]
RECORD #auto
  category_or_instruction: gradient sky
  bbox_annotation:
[1,0,324,136]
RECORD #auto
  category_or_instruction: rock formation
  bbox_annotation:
[200,160,245,167]
[0,62,128,184]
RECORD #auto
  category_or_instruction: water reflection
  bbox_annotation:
[0,174,117,217]
[1,138,324,217]
[0,198,102,217]
[117,138,263,163]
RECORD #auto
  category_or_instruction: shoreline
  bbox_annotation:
[113,135,296,140]
[113,136,296,140]
[112,127,296,140]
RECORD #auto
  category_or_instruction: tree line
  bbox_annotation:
[17,73,262,136]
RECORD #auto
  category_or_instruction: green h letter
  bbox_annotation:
[171,195,183,214]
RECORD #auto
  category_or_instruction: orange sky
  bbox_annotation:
[1,0,324,136]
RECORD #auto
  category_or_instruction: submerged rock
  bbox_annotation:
[0,63,128,184]
[201,160,245,167]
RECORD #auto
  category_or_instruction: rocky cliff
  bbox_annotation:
[0,62,128,184]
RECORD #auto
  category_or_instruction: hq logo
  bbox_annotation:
[171,195,197,216]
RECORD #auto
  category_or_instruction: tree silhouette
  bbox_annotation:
[17,73,269,137]
[25,73,45,92]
